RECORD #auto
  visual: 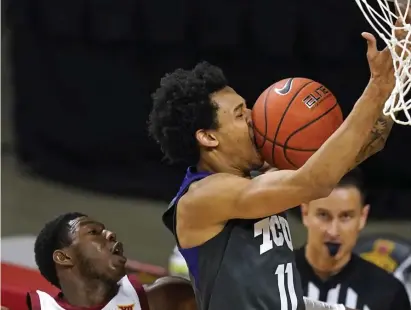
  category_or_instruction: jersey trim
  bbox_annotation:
[27,292,41,310]
[127,274,149,310]
[179,247,200,288]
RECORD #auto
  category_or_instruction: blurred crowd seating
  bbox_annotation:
[5,1,411,215]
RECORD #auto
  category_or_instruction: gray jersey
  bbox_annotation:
[163,167,305,310]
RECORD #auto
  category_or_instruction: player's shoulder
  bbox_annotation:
[182,172,249,202]
[351,254,404,287]
[148,276,193,299]
[177,173,250,228]
[190,172,248,189]
[26,290,62,310]
[145,277,195,310]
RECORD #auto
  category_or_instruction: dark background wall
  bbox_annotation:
[5,0,411,219]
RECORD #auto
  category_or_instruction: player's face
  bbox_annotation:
[205,87,263,171]
[301,187,369,262]
[56,216,126,284]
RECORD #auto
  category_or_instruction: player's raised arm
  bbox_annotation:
[179,33,395,223]
[352,15,411,167]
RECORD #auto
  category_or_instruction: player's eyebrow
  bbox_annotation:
[340,210,356,216]
[315,208,330,214]
[80,220,105,229]
[233,102,245,113]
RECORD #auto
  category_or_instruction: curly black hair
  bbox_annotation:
[34,212,85,288]
[148,61,228,164]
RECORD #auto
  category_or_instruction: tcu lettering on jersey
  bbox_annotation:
[254,215,293,255]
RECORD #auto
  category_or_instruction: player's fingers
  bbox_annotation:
[394,13,409,27]
[362,32,378,58]
[394,2,411,23]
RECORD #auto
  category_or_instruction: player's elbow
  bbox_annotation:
[307,183,333,201]
[295,170,334,202]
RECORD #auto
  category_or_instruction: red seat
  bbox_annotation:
[1,259,168,310]
[1,262,59,310]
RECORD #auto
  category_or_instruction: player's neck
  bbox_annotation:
[197,154,250,177]
[59,277,118,308]
[305,245,351,281]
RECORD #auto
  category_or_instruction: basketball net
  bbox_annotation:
[355,0,411,125]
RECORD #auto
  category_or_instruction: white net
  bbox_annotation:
[355,0,411,125]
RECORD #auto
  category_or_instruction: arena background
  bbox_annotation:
[1,0,411,290]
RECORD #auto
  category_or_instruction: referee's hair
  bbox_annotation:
[337,168,366,204]
[34,212,86,288]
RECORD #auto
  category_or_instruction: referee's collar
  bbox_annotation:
[297,245,356,287]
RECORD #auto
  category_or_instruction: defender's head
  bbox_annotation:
[148,62,263,172]
[34,213,126,289]
[301,169,369,264]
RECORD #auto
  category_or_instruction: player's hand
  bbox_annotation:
[362,32,395,95]
[393,4,411,56]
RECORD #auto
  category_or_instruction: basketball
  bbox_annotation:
[252,77,343,170]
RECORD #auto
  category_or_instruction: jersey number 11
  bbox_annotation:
[275,263,298,310]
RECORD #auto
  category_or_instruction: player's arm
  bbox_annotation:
[181,77,392,221]
[352,11,411,168]
[145,277,196,310]
[351,111,394,168]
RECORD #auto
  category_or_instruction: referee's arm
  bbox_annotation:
[390,284,411,310]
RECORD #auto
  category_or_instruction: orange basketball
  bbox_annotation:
[252,78,343,170]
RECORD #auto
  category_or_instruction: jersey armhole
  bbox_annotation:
[172,201,182,248]
[127,274,150,310]
[27,292,41,310]
[172,187,193,248]
[165,196,184,248]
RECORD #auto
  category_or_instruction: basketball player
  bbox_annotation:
[296,169,411,310]
[147,20,411,308]
[27,212,196,310]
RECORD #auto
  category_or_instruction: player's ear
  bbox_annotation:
[196,129,219,148]
[53,249,73,267]
[359,204,370,230]
[300,204,309,227]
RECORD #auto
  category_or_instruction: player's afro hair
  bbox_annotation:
[34,212,86,288]
[148,61,228,164]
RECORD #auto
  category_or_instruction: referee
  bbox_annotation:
[295,169,410,310]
